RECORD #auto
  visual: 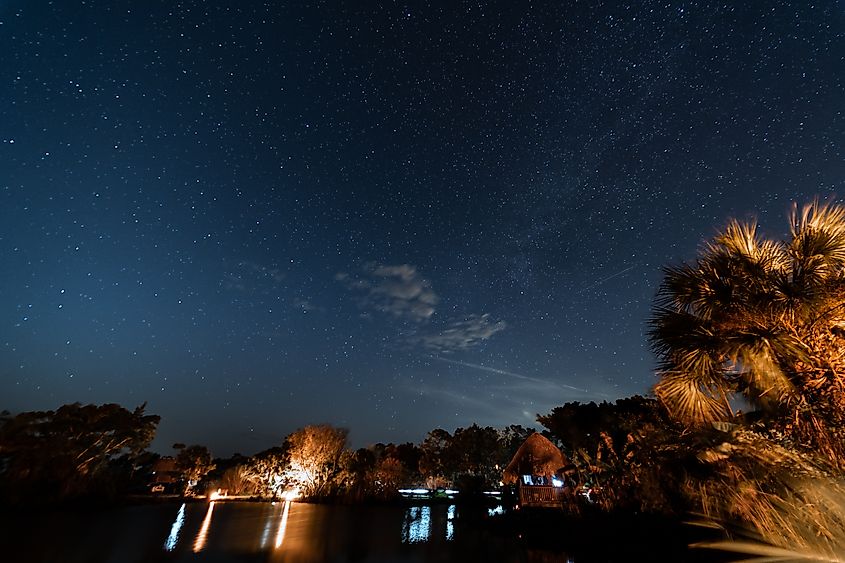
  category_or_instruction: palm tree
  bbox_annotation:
[650,199,845,465]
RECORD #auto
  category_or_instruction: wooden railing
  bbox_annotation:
[518,485,565,507]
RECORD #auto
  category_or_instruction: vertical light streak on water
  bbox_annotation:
[192,501,216,553]
[274,500,291,549]
[402,506,431,543]
[446,505,456,541]
[260,504,276,549]
[163,503,186,552]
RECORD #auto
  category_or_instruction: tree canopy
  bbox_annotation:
[0,402,160,501]
[650,200,845,464]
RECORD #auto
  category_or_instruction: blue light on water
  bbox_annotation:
[402,506,431,543]
[446,504,456,541]
[163,503,186,552]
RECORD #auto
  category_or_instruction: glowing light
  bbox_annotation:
[274,500,292,548]
[398,488,430,495]
[209,488,224,501]
[193,501,216,553]
[488,505,504,517]
[552,477,564,487]
[163,503,186,552]
[402,506,431,544]
[281,488,300,501]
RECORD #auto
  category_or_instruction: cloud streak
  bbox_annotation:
[336,263,438,321]
[430,355,605,396]
[421,315,507,353]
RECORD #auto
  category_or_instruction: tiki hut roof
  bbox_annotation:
[502,433,567,485]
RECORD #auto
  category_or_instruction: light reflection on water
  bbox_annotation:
[192,500,215,552]
[402,505,431,543]
[446,504,456,541]
[2,500,579,562]
[274,500,292,549]
[162,502,185,552]
[260,503,277,549]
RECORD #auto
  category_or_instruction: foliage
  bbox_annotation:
[419,428,453,485]
[283,424,348,497]
[0,402,160,502]
[450,424,502,486]
[417,424,533,489]
[537,396,688,513]
[243,447,287,498]
[335,448,376,500]
[173,444,216,493]
[537,396,671,456]
[650,200,845,466]
[217,464,262,496]
[690,426,845,562]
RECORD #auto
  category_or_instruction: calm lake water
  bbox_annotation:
[0,501,556,563]
[1,500,719,562]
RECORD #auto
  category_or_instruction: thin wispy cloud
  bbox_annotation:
[336,263,438,321]
[430,355,607,396]
[337,263,507,352]
[420,314,507,353]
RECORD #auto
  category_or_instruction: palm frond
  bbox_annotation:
[653,372,732,425]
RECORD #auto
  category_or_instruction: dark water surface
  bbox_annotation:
[1,501,721,562]
[0,501,549,563]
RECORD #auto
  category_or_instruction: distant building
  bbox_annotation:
[502,433,570,508]
[149,456,180,492]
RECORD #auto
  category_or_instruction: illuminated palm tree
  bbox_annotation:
[650,200,845,464]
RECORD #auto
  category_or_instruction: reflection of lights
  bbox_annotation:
[163,503,186,552]
[488,505,504,517]
[260,505,276,549]
[446,505,456,541]
[274,500,292,549]
[402,506,431,544]
[193,501,216,553]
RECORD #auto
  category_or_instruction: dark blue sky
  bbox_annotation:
[1,0,843,455]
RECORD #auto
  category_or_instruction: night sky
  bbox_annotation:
[1,1,843,456]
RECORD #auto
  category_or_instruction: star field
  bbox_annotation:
[1,0,843,455]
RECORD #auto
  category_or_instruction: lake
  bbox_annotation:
[0,500,716,562]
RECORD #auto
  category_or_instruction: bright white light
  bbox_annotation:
[281,488,300,501]
[444,489,459,495]
[163,503,186,552]
[552,478,564,487]
[488,505,504,517]
[398,488,430,495]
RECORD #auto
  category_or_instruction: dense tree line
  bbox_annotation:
[208,423,535,501]
[0,404,535,504]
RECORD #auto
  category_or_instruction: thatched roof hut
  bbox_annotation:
[502,433,567,485]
